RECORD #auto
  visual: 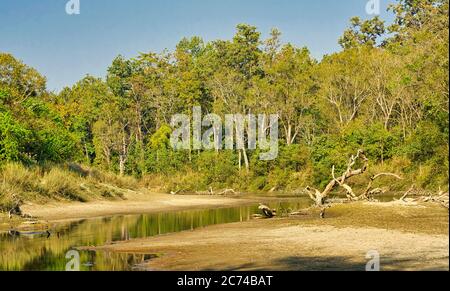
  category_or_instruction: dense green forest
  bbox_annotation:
[1,0,448,202]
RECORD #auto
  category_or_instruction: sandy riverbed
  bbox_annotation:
[84,202,449,271]
[2,191,448,271]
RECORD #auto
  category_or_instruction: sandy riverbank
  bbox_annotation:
[85,202,449,271]
[0,191,263,230]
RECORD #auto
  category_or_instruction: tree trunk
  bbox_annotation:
[242,149,250,172]
[238,150,242,171]
[119,156,126,176]
[119,127,129,176]
[286,124,292,146]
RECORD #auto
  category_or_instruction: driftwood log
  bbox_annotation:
[305,150,404,217]
[303,150,449,218]
[258,204,277,218]
[195,188,238,196]
[400,186,449,210]
[359,173,403,201]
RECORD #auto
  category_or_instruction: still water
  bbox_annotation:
[0,199,311,271]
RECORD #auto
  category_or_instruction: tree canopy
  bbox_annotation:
[1,0,448,191]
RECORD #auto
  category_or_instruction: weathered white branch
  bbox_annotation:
[306,150,369,206]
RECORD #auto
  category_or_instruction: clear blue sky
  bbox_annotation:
[0,0,395,92]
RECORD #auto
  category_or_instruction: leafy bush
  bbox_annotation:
[0,112,31,162]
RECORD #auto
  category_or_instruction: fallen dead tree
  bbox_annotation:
[423,192,449,209]
[217,189,238,195]
[254,204,277,218]
[305,150,402,206]
[170,187,240,196]
[399,186,449,210]
[301,150,449,218]
[304,149,369,206]
[195,187,239,196]
[304,150,403,217]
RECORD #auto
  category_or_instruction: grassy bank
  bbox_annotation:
[0,163,138,212]
[1,160,448,215]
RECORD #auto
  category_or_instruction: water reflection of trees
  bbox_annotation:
[0,200,309,270]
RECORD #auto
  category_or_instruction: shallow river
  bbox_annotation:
[0,198,311,271]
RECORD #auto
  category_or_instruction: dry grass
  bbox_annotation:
[0,163,138,211]
[88,168,138,189]
[41,168,87,202]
